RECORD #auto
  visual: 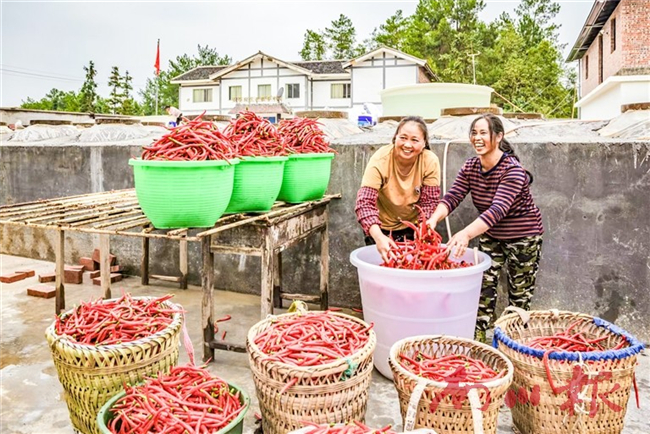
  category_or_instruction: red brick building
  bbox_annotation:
[567,0,650,119]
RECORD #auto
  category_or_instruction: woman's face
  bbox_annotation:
[394,122,426,163]
[470,118,502,157]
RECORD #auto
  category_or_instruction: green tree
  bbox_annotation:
[366,10,409,52]
[300,30,327,61]
[139,45,231,115]
[120,70,140,115]
[79,60,99,113]
[21,88,82,111]
[107,66,123,114]
[515,0,561,46]
[324,14,359,59]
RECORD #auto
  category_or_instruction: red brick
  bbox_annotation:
[92,273,123,285]
[79,257,97,271]
[38,273,56,283]
[15,270,36,278]
[64,267,83,284]
[68,264,85,272]
[1,273,27,284]
[92,249,116,266]
[110,265,124,273]
[27,284,56,299]
[89,270,101,279]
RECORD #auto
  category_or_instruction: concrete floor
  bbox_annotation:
[1,254,648,434]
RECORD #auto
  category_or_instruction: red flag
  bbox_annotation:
[154,39,160,76]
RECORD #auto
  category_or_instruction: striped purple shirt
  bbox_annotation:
[441,154,543,240]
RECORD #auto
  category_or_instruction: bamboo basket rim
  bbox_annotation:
[493,310,645,362]
[45,296,183,351]
[389,334,514,389]
[247,310,376,372]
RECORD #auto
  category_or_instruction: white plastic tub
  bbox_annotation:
[380,83,493,119]
[350,245,492,378]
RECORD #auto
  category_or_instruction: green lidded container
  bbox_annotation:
[225,156,288,214]
[277,153,335,204]
[129,158,239,229]
[97,381,250,434]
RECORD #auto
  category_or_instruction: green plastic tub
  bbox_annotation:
[277,153,335,203]
[97,381,250,434]
[129,158,238,229]
[225,156,288,213]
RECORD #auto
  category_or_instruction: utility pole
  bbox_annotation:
[468,52,480,85]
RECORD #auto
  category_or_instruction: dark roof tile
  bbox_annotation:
[173,66,228,81]
[292,61,347,74]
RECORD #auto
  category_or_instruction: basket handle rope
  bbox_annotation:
[404,378,431,432]
[503,306,531,325]
[466,385,485,434]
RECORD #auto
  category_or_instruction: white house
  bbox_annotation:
[567,0,650,120]
[171,46,436,120]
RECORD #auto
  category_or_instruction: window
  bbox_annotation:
[611,19,616,53]
[192,88,212,103]
[258,84,272,99]
[286,83,300,99]
[229,86,242,101]
[331,83,351,99]
[585,56,589,79]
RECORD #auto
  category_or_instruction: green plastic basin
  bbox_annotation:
[277,153,335,203]
[97,381,250,434]
[129,158,239,229]
[225,156,288,213]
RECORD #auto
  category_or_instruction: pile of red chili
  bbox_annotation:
[223,110,287,157]
[398,352,504,383]
[383,207,472,270]
[253,312,373,367]
[278,117,336,154]
[54,293,182,345]
[527,319,638,405]
[106,365,244,434]
[299,421,396,434]
[141,112,236,161]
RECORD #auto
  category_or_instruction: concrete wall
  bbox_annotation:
[1,136,649,342]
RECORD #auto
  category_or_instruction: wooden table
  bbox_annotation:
[0,189,339,361]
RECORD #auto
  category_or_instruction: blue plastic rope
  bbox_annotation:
[340,358,358,380]
[493,315,644,362]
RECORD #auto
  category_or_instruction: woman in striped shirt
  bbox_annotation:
[427,114,543,342]
[355,116,441,263]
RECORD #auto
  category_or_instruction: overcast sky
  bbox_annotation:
[1,0,594,107]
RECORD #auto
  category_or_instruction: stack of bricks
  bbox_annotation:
[88,248,124,286]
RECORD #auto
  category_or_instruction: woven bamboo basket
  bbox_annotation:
[493,310,645,434]
[246,311,376,434]
[389,335,513,434]
[45,297,183,434]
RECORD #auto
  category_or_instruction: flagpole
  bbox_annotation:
[154,38,160,115]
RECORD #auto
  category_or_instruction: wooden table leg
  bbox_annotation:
[260,228,274,318]
[180,232,188,290]
[141,236,150,285]
[99,233,111,299]
[55,229,65,314]
[202,236,215,362]
[319,218,329,311]
[273,251,282,309]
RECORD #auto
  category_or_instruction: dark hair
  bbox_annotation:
[164,105,171,110]
[469,114,534,184]
[392,116,430,150]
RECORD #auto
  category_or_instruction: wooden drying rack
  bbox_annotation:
[0,189,339,360]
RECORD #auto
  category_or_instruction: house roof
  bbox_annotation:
[209,51,314,80]
[172,66,228,82]
[567,0,621,62]
[228,103,293,115]
[292,60,347,75]
[342,45,438,81]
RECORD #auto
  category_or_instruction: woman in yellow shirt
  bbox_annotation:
[355,116,441,263]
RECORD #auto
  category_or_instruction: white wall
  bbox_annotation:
[350,56,420,105]
[311,80,352,109]
[580,79,650,120]
[179,85,219,114]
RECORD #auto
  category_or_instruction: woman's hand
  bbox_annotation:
[369,225,397,264]
[446,230,472,259]
[426,216,439,231]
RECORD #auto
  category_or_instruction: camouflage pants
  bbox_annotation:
[475,234,543,332]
